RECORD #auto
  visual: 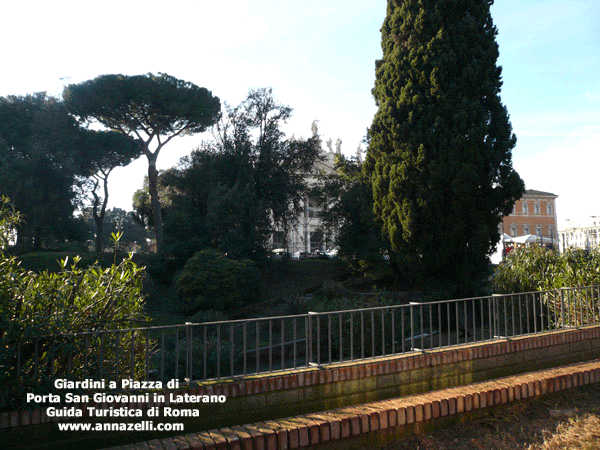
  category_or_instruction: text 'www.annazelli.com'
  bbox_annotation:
[57,421,184,432]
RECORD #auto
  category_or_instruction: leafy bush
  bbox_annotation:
[0,198,149,410]
[175,249,261,314]
[493,246,600,293]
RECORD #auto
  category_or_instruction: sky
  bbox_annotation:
[1,0,599,225]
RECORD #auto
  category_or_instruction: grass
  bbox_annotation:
[373,383,600,450]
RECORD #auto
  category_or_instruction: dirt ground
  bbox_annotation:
[375,383,600,450]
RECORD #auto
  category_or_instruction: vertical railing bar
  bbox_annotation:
[455,302,459,346]
[305,316,309,367]
[33,338,39,380]
[67,336,73,378]
[381,309,385,356]
[216,324,221,379]
[293,318,297,369]
[510,294,515,337]
[339,313,343,363]
[503,296,507,337]
[561,288,566,330]
[281,318,285,371]
[526,292,531,335]
[189,325,194,381]
[567,289,571,327]
[100,333,104,379]
[129,330,135,378]
[243,322,247,375]
[471,299,476,342]
[185,323,190,382]
[480,298,484,343]
[361,311,365,359]
[410,304,414,351]
[438,303,442,348]
[256,321,260,374]
[540,292,545,332]
[328,314,332,364]
[84,334,89,377]
[115,330,120,381]
[431,303,435,348]
[371,310,375,357]
[448,302,452,345]
[464,300,468,344]
[420,304,424,350]
[580,288,584,327]
[401,307,405,353]
[160,329,165,382]
[350,312,354,361]
[391,308,395,354]
[596,286,600,324]
[175,328,179,381]
[16,341,21,379]
[316,315,320,365]
[531,294,537,333]
[230,323,234,377]
[269,319,273,372]
[145,329,149,381]
[488,296,493,340]
[519,293,523,335]
[203,325,207,380]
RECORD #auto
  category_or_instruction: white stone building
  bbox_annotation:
[272,122,359,257]
[559,217,600,252]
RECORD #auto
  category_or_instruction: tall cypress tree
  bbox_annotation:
[365,0,524,288]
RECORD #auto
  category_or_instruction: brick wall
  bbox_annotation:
[3,326,600,450]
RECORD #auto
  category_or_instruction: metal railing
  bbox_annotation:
[9,286,600,387]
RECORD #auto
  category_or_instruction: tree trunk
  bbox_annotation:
[147,158,164,253]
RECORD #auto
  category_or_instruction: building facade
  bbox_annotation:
[271,124,345,257]
[559,217,600,252]
[501,189,559,245]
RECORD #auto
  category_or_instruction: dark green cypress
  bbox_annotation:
[365,0,524,287]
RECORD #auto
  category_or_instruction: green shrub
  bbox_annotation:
[0,197,149,410]
[493,246,600,293]
[175,249,261,314]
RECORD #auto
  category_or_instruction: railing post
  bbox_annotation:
[308,312,317,366]
[409,302,418,351]
[185,322,191,382]
[492,294,502,338]
[560,288,566,329]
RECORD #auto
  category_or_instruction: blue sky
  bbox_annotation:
[1,1,598,224]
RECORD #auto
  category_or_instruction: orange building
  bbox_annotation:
[501,189,558,244]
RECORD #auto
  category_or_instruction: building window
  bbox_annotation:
[548,225,554,238]
[522,202,529,215]
[535,225,542,236]
[510,224,517,237]
[534,202,541,215]
[310,228,323,251]
[547,203,553,215]
[523,224,530,235]
[272,231,285,249]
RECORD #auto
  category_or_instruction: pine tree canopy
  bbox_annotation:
[365,0,524,286]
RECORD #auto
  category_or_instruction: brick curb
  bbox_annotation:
[4,326,599,430]
[103,359,600,450]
